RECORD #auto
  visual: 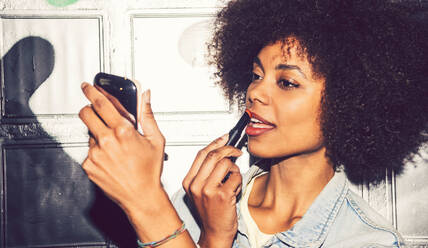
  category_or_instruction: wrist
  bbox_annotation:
[123,185,170,221]
[122,187,187,244]
[198,231,235,248]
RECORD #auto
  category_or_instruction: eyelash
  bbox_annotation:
[251,72,262,82]
[278,78,299,90]
[251,72,299,90]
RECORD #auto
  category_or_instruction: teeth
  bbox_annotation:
[251,118,263,124]
[252,123,274,129]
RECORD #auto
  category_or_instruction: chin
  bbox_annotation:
[247,138,325,160]
[247,141,285,159]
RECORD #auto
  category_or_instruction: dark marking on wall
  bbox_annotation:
[177,20,210,68]
[1,36,137,247]
[2,36,55,117]
[47,0,79,7]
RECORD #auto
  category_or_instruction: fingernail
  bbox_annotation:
[143,89,151,104]
[81,82,89,89]
[221,133,229,139]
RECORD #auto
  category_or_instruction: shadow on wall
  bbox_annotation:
[1,36,136,247]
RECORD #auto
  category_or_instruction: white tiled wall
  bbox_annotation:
[1,0,427,247]
[0,0,241,195]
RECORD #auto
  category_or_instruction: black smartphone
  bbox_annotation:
[93,72,139,129]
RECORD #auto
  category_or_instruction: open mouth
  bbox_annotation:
[245,111,276,136]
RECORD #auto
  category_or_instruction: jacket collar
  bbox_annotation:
[237,164,348,247]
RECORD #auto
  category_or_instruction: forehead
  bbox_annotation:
[257,40,306,65]
[255,40,323,82]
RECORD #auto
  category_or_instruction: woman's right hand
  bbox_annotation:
[79,83,166,213]
[182,135,243,248]
[79,83,196,247]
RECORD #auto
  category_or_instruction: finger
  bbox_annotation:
[220,161,241,183]
[81,157,97,178]
[96,85,135,124]
[204,158,240,188]
[81,82,126,129]
[89,137,96,147]
[79,104,110,141]
[81,158,106,190]
[139,89,163,139]
[191,146,242,187]
[222,170,242,194]
[183,134,228,191]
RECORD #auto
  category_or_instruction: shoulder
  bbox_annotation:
[324,188,406,248]
[170,188,201,243]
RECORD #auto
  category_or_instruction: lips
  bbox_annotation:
[245,111,276,136]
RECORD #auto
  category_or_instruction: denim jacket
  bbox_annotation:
[171,165,405,248]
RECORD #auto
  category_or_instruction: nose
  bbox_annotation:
[246,79,271,107]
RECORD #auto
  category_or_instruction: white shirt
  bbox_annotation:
[240,173,274,247]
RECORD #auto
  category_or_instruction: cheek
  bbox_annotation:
[278,90,320,123]
[278,93,323,140]
[279,112,322,153]
[248,92,324,158]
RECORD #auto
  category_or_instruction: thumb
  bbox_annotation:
[139,89,162,138]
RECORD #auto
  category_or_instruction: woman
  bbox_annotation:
[79,0,428,247]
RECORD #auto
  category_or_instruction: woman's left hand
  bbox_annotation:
[182,136,243,248]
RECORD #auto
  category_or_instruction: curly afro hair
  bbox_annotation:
[208,0,428,185]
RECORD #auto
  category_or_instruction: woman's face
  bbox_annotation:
[245,41,325,159]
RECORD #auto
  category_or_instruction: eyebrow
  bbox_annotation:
[275,64,307,78]
[253,57,307,79]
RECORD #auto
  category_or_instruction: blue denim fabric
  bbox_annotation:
[171,165,405,247]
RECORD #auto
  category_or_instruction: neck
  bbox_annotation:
[249,147,334,221]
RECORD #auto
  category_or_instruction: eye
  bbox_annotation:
[251,72,263,82]
[278,78,299,90]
